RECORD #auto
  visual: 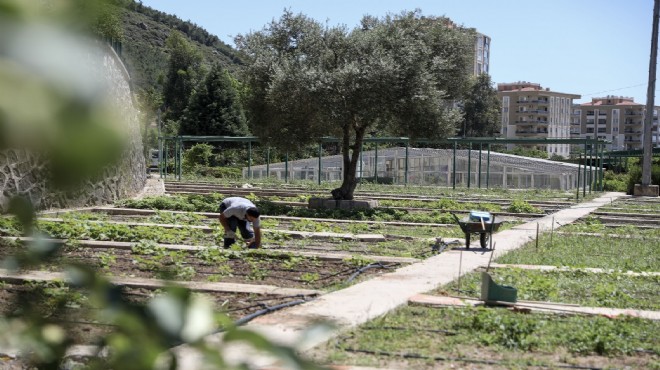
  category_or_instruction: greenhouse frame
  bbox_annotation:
[158,136,607,193]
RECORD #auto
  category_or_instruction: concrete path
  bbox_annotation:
[173,192,627,369]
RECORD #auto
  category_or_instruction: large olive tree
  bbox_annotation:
[236,10,474,200]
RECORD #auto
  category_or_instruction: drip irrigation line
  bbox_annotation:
[339,346,604,370]
[314,267,359,282]
[233,297,313,326]
[224,294,314,313]
[345,262,399,284]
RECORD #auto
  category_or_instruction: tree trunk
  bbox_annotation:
[331,124,365,200]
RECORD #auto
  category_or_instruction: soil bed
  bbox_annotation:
[0,282,312,345]
[0,241,398,291]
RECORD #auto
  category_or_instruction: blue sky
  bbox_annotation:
[139,0,656,105]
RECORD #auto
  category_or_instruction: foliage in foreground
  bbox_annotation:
[0,1,329,367]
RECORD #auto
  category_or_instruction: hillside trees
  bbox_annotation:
[180,64,248,136]
[163,31,203,123]
[236,10,474,200]
[460,73,501,137]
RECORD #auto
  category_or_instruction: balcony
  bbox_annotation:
[517,107,549,113]
[513,120,548,125]
[515,132,548,138]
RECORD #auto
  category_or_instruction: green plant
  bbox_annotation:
[343,255,374,268]
[131,239,165,255]
[626,161,660,194]
[602,170,629,192]
[507,199,542,214]
[281,255,305,270]
[97,252,117,270]
[245,257,268,281]
[300,272,320,284]
[196,247,229,264]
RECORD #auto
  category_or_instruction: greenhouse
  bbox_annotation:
[244,147,594,191]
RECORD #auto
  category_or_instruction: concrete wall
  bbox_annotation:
[0,43,146,211]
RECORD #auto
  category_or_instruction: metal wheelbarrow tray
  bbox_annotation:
[452,213,503,249]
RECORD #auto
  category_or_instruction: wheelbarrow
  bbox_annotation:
[452,212,502,249]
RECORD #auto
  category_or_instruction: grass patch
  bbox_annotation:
[437,268,660,311]
[496,234,659,272]
[313,305,659,369]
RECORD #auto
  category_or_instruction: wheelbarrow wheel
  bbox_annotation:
[480,233,489,248]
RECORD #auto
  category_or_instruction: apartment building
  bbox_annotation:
[498,82,580,158]
[571,96,660,151]
[443,19,490,76]
[473,32,490,75]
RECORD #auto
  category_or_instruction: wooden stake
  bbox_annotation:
[535,222,540,249]
[486,242,496,272]
[457,250,463,291]
[550,216,554,248]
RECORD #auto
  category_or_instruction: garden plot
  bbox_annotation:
[164,182,569,214]
[568,197,660,229]
[0,237,405,291]
[35,207,529,257]
[24,212,437,257]
[308,196,660,369]
[0,184,615,367]
[0,270,319,346]
[164,181,582,203]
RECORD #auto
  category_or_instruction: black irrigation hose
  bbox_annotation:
[340,347,604,370]
[345,262,399,284]
[225,294,314,313]
[233,297,313,326]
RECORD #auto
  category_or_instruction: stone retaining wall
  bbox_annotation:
[0,43,146,211]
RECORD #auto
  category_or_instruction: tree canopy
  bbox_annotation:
[460,73,501,137]
[163,31,203,123]
[236,10,474,199]
[180,64,248,136]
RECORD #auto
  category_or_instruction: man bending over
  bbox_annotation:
[218,196,261,249]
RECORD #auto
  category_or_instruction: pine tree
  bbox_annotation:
[180,64,248,136]
[162,31,202,122]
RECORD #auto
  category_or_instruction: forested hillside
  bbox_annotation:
[117,1,244,93]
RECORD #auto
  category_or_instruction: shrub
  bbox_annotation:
[626,162,660,194]
[182,143,214,174]
[602,170,628,192]
[507,199,542,214]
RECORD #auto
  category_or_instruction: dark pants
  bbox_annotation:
[220,203,254,248]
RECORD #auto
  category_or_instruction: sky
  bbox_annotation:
[139,0,656,105]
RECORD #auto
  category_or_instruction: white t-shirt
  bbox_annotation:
[221,197,261,228]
